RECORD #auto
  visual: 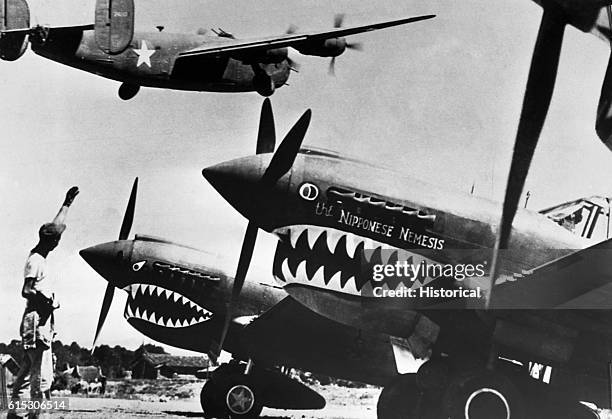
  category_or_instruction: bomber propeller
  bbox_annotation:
[209,99,311,358]
[90,177,138,349]
[329,14,363,75]
[487,2,612,308]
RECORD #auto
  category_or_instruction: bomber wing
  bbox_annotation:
[174,14,434,62]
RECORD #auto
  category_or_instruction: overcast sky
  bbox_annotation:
[2,0,612,355]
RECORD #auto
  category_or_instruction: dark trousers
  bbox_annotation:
[10,346,44,417]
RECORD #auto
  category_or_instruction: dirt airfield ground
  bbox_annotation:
[9,384,380,419]
[10,381,612,418]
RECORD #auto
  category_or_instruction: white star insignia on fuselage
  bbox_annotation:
[133,40,155,68]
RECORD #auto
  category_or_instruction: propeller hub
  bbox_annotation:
[203,155,290,227]
[80,240,132,288]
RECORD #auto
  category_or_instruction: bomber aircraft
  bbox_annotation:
[0,0,434,99]
[79,118,421,418]
[203,100,612,418]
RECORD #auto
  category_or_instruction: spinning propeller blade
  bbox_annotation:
[92,177,138,349]
[327,13,362,76]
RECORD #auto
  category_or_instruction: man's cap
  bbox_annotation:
[39,223,66,240]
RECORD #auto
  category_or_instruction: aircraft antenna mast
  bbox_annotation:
[607,197,611,239]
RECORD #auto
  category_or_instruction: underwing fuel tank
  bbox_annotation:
[0,0,30,61]
[94,0,134,54]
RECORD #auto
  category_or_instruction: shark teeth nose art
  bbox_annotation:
[272,225,439,296]
[122,283,212,328]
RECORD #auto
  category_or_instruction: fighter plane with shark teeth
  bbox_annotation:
[79,109,424,419]
[203,99,612,418]
[0,0,434,99]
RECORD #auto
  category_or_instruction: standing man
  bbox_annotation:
[9,187,79,419]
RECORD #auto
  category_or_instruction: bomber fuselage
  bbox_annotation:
[30,27,290,93]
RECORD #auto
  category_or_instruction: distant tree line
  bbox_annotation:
[0,340,167,379]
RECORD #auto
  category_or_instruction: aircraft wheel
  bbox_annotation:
[253,74,275,97]
[570,403,600,419]
[377,373,443,419]
[416,358,451,396]
[443,370,523,419]
[118,83,140,100]
[200,379,226,419]
[377,374,418,419]
[220,375,263,419]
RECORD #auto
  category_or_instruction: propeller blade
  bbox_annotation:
[261,109,312,186]
[216,221,259,353]
[328,57,336,75]
[214,106,312,355]
[92,283,114,349]
[334,13,345,28]
[487,10,565,308]
[597,55,612,147]
[287,57,300,72]
[119,178,138,240]
[92,177,138,352]
[286,24,298,35]
[256,98,275,154]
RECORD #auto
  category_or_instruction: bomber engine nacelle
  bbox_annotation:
[241,47,288,65]
[94,0,134,54]
[261,47,289,64]
[295,38,347,58]
[0,0,30,61]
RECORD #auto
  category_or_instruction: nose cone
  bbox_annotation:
[80,241,129,286]
[203,155,272,221]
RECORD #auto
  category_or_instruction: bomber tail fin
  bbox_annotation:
[0,0,30,61]
[94,0,134,54]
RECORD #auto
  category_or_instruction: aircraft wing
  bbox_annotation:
[175,14,434,60]
[0,24,94,34]
[490,237,612,308]
[238,297,400,386]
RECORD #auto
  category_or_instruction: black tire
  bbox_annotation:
[416,359,451,395]
[377,374,420,419]
[118,83,140,100]
[200,379,226,419]
[572,403,600,419]
[443,370,523,419]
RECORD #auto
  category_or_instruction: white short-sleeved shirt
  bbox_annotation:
[24,252,51,298]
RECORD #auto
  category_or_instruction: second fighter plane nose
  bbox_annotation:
[80,243,112,272]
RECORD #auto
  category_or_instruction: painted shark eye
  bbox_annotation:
[132,261,146,271]
[299,182,319,201]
